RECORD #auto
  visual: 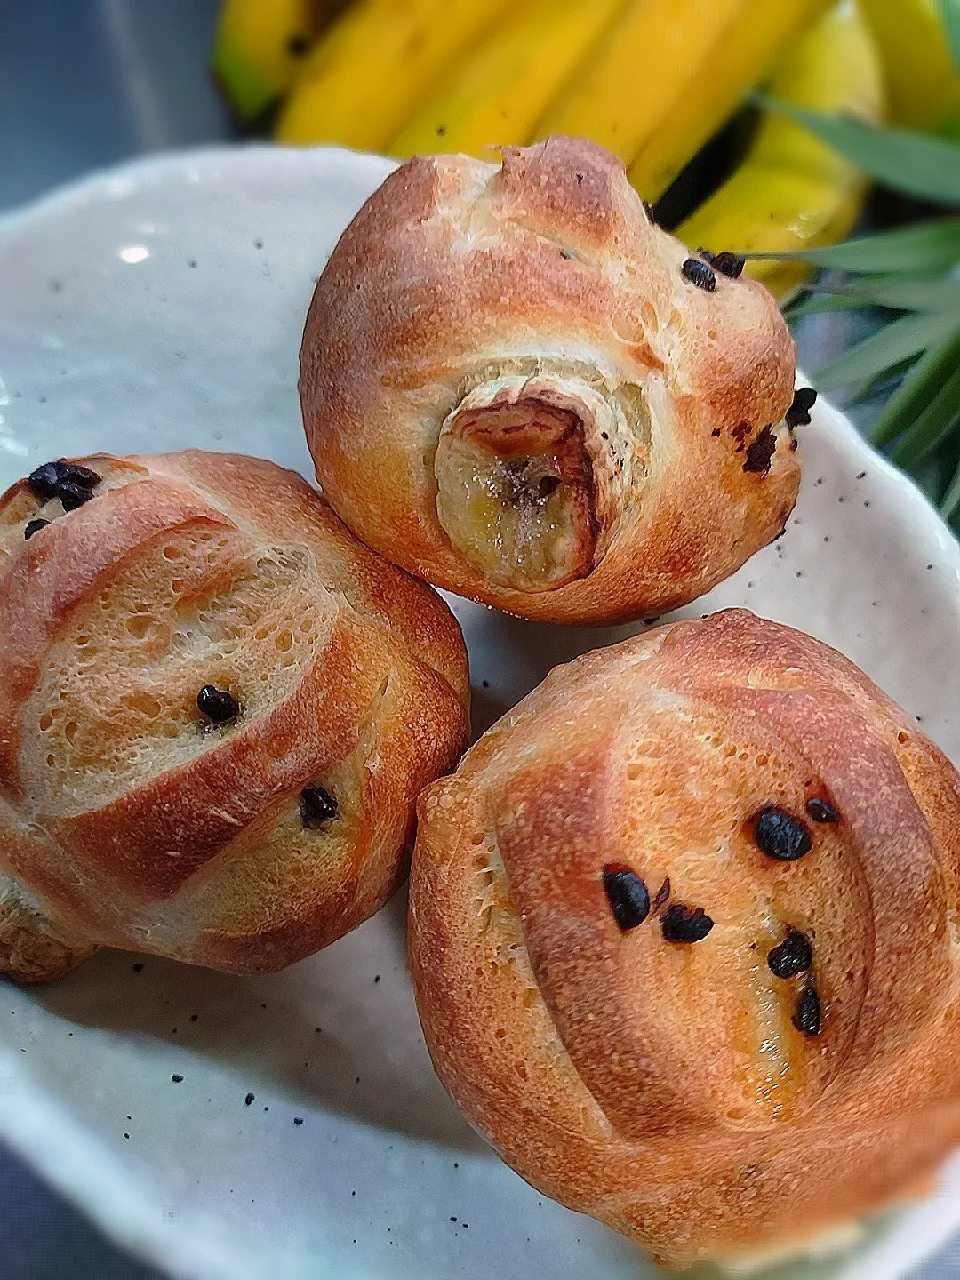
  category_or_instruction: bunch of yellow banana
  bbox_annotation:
[680,3,883,298]
[213,0,895,299]
[858,0,960,133]
[213,0,343,120]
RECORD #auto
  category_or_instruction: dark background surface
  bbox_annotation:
[0,0,233,212]
[0,2,958,1277]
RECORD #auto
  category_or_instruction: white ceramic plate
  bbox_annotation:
[0,146,959,1280]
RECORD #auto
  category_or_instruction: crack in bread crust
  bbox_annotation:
[409,610,960,1267]
[301,137,800,624]
[0,451,469,980]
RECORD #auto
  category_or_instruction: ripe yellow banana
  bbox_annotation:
[678,3,883,300]
[555,0,832,201]
[858,0,960,132]
[389,0,629,159]
[276,0,517,150]
[535,0,831,198]
[213,0,336,120]
[535,0,743,163]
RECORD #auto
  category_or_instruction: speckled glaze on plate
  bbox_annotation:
[0,146,958,1280]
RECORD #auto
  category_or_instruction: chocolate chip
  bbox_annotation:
[27,462,62,501]
[603,865,650,932]
[681,257,716,292]
[732,421,752,451]
[767,930,813,979]
[27,459,101,507]
[197,685,239,725]
[293,1116,304,1125]
[538,475,561,499]
[300,785,338,827]
[661,903,714,943]
[754,807,813,861]
[244,1092,255,1106]
[58,462,100,490]
[786,387,818,428]
[712,251,745,278]
[24,519,49,540]
[651,877,671,914]
[805,797,839,824]
[696,247,716,262]
[793,987,821,1036]
[743,425,778,474]
[57,481,95,511]
[171,1074,183,1083]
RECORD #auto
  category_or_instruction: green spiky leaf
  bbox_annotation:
[890,365,960,466]
[754,93,960,203]
[821,278,960,311]
[941,460,960,518]
[745,220,960,272]
[871,331,960,446]
[939,0,960,73]
[815,310,960,390]
[750,92,960,523]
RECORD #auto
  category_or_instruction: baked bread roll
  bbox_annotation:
[0,450,468,982]
[409,609,960,1268]
[300,136,804,626]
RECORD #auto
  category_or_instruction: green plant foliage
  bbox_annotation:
[750,100,960,531]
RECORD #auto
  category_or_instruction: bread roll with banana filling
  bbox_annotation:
[301,136,804,625]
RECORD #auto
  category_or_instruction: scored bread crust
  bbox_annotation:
[301,136,800,625]
[409,610,960,1267]
[0,450,468,980]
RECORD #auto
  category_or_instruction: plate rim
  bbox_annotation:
[0,141,396,239]
[0,142,959,1280]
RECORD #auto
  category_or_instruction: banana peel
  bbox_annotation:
[213,0,338,120]
[678,3,884,300]
[623,0,833,200]
[276,0,518,150]
[389,0,628,158]
[261,0,881,300]
[858,0,960,133]
[536,0,828,197]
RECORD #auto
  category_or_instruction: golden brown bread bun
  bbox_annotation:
[0,450,468,982]
[300,136,802,626]
[409,609,960,1268]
